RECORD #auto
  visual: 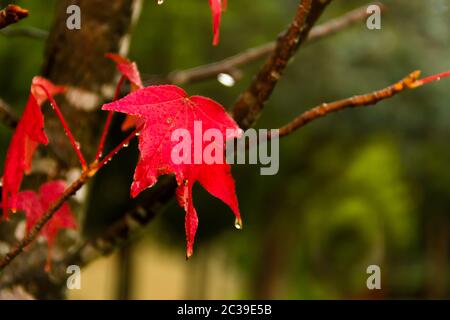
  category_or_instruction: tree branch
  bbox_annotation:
[168,3,382,86]
[274,71,422,139]
[0,5,28,30]
[0,98,18,129]
[232,0,332,129]
[0,171,89,270]
[0,123,141,272]
[0,27,48,40]
[62,177,177,269]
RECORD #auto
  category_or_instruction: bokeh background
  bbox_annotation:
[1,0,450,299]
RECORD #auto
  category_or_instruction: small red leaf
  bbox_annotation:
[103,85,242,257]
[209,0,224,46]
[106,53,144,91]
[222,0,228,11]
[106,53,144,131]
[2,77,65,220]
[14,180,76,271]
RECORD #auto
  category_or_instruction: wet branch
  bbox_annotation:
[0,98,18,129]
[168,3,382,86]
[231,0,332,129]
[0,5,28,30]
[0,172,89,270]
[275,71,422,138]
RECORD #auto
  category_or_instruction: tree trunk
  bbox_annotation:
[42,0,142,166]
[0,0,141,299]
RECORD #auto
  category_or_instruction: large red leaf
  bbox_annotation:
[103,85,242,257]
[13,180,76,270]
[2,77,65,220]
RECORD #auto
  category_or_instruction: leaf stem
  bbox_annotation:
[411,70,450,88]
[96,127,140,171]
[95,75,126,161]
[37,84,88,171]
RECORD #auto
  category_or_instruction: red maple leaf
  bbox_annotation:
[106,53,144,131]
[209,0,227,46]
[103,85,242,258]
[2,77,65,220]
[106,53,143,91]
[13,180,76,271]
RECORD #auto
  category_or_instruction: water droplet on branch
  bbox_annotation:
[217,73,236,87]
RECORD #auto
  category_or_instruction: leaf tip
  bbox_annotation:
[186,248,194,260]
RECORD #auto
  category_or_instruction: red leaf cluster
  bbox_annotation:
[13,181,76,270]
[2,77,65,220]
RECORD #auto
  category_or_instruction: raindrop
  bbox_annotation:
[156,0,164,5]
[234,218,243,230]
[123,143,129,148]
[217,73,236,87]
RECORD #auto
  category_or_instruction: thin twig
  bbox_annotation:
[232,0,332,129]
[0,98,18,129]
[95,76,126,161]
[273,71,424,139]
[0,172,89,270]
[60,176,177,271]
[96,128,140,170]
[0,5,28,30]
[0,26,48,40]
[168,3,382,86]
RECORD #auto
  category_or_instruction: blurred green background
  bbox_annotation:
[1,0,450,299]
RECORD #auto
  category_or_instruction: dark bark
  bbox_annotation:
[232,0,332,129]
[42,0,140,167]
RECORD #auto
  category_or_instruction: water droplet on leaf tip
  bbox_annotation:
[234,218,243,230]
